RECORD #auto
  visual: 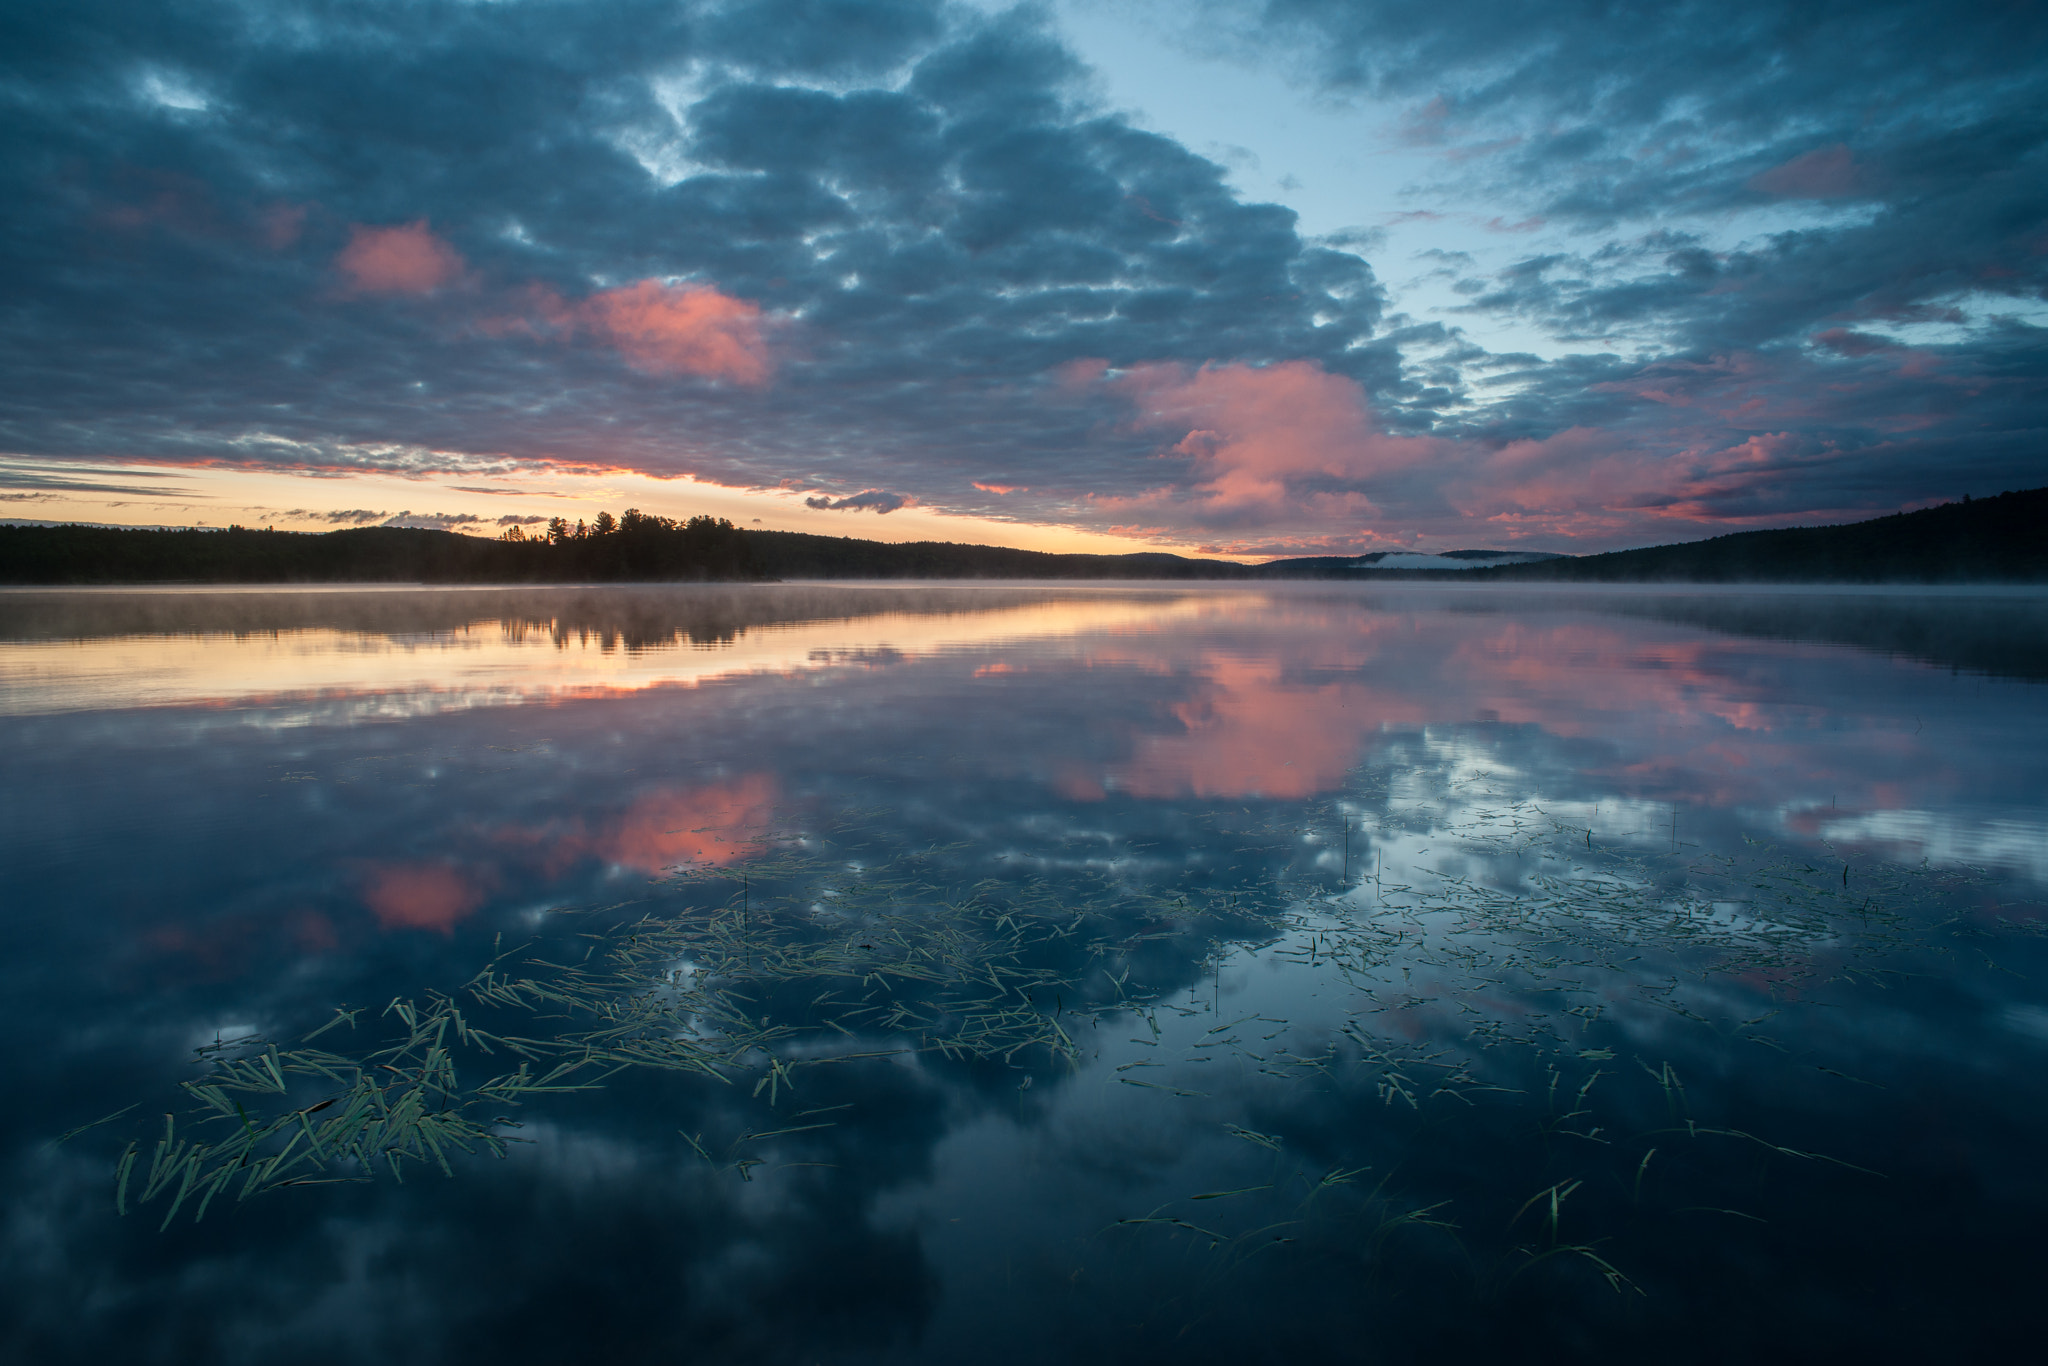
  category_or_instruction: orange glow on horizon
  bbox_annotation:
[3,461,1265,561]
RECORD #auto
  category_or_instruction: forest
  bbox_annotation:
[0,509,761,584]
[1,487,2040,584]
[1470,486,2046,584]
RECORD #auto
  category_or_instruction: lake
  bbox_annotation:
[4,581,2045,1364]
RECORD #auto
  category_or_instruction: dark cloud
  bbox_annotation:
[0,467,203,496]
[495,513,546,526]
[699,0,945,78]
[0,0,2039,551]
[288,508,388,524]
[1214,1,2046,181]
[1170,0,2048,531]
[805,489,909,514]
[383,511,484,530]
[1206,0,2048,341]
[0,0,1392,529]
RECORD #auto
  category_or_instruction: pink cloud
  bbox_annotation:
[1397,96,1454,147]
[259,202,308,250]
[567,280,772,384]
[1750,143,1866,199]
[96,168,222,238]
[1065,354,1909,550]
[1453,418,1877,534]
[1052,356,1110,391]
[1125,193,1183,228]
[1099,360,1442,530]
[502,280,774,385]
[337,220,466,294]
[1812,328,1939,378]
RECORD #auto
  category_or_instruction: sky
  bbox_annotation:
[1,0,2044,558]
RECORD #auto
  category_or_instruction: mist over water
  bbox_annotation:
[3,582,2044,1364]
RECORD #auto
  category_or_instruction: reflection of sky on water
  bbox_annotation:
[2,583,2045,1363]
[0,585,1240,718]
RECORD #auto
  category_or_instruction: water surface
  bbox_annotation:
[4,582,2045,1364]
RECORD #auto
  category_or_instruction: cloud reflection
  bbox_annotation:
[4,583,2046,1363]
[361,861,490,934]
[497,774,781,881]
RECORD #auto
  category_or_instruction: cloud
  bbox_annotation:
[1193,0,2048,493]
[1748,143,1867,199]
[0,0,2038,553]
[0,1,1389,516]
[525,280,776,385]
[1090,359,1441,533]
[258,201,307,250]
[1811,328,1901,358]
[0,462,199,498]
[336,221,467,295]
[805,489,911,513]
[382,510,483,530]
[287,508,388,523]
[1317,226,1387,253]
[495,514,546,526]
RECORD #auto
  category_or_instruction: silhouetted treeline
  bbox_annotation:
[741,532,1256,579]
[1475,487,2047,584]
[0,515,1257,584]
[744,493,2048,581]
[3,487,2041,585]
[0,510,760,584]
[517,509,759,580]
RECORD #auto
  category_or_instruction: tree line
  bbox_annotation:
[3,486,2040,584]
[0,510,760,584]
[495,509,759,580]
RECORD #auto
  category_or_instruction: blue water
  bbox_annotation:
[3,582,2045,1363]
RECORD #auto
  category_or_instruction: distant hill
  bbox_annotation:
[1473,487,2045,584]
[740,530,1253,580]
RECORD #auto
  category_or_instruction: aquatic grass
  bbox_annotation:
[104,810,1192,1222]
[95,792,2000,1274]
[109,998,547,1229]
[1506,1176,1639,1295]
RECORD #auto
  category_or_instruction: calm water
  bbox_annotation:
[4,582,2045,1364]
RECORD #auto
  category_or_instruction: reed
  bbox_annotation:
[87,782,1986,1332]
